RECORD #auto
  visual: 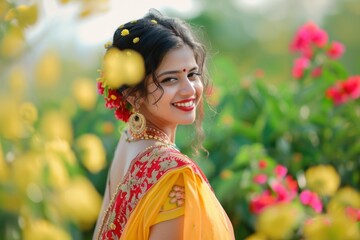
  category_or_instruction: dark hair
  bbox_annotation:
[110,9,209,153]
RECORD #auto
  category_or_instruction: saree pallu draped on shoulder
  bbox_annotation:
[96,145,233,240]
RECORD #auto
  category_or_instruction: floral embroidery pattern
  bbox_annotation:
[169,185,185,207]
[97,145,208,239]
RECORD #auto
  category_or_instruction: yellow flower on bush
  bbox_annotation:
[58,176,102,230]
[245,233,267,240]
[35,50,61,88]
[44,139,77,165]
[41,151,71,189]
[12,152,43,193]
[23,219,71,240]
[5,4,38,28]
[255,203,301,239]
[0,25,25,58]
[40,111,73,143]
[0,98,25,140]
[9,66,26,98]
[19,102,38,124]
[0,144,8,182]
[305,165,340,196]
[303,213,360,240]
[327,187,360,216]
[59,0,71,4]
[0,1,10,18]
[75,134,106,173]
[78,0,109,18]
[72,77,97,110]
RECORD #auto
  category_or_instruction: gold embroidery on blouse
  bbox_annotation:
[96,145,197,239]
[169,185,185,207]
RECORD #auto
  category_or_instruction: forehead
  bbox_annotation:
[156,45,198,73]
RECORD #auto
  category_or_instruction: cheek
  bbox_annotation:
[195,81,204,96]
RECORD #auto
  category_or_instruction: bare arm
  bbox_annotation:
[149,216,184,240]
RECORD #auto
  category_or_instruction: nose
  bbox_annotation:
[180,76,196,96]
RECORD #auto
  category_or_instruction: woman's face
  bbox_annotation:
[140,44,203,130]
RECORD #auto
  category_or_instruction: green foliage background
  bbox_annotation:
[0,0,359,239]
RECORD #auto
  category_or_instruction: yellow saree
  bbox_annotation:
[96,145,234,239]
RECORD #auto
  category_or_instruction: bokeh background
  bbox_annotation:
[0,0,359,239]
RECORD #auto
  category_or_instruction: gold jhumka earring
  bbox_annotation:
[128,110,146,136]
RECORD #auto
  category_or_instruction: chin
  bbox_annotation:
[177,117,196,125]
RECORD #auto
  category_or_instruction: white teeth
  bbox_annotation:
[173,101,195,107]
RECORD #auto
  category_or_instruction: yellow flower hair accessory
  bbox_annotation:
[133,37,139,44]
[121,29,129,36]
[151,19,157,24]
[104,41,112,49]
[96,48,145,122]
[130,20,137,23]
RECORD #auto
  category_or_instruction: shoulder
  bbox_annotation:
[136,145,209,183]
[135,144,193,172]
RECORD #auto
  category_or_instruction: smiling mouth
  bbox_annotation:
[172,99,196,111]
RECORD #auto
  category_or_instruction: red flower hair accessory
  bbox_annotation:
[96,70,132,122]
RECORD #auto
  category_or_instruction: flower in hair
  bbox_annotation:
[97,47,145,122]
[104,41,112,49]
[101,48,145,88]
[97,81,104,94]
[133,37,139,44]
[121,29,129,36]
[151,19,157,24]
[97,76,131,122]
[115,105,131,122]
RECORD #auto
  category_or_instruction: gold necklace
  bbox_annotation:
[126,127,177,149]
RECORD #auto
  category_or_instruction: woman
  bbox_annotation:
[93,9,235,240]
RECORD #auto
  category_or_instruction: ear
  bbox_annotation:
[121,89,135,107]
[122,89,144,109]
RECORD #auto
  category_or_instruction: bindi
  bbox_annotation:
[182,68,186,72]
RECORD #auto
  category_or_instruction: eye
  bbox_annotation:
[188,72,201,80]
[161,77,177,83]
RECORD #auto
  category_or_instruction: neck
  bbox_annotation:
[127,124,177,148]
[145,121,177,143]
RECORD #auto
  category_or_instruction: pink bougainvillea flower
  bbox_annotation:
[326,76,360,105]
[311,27,328,48]
[325,83,349,105]
[327,41,345,59]
[300,190,323,213]
[342,75,360,100]
[258,160,267,169]
[285,175,298,193]
[271,181,289,202]
[249,190,276,214]
[253,174,268,185]
[274,164,288,178]
[301,46,313,59]
[292,57,310,79]
[311,66,322,78]
[290,22,328,54]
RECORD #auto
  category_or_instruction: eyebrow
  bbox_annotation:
[157,66,198,78]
